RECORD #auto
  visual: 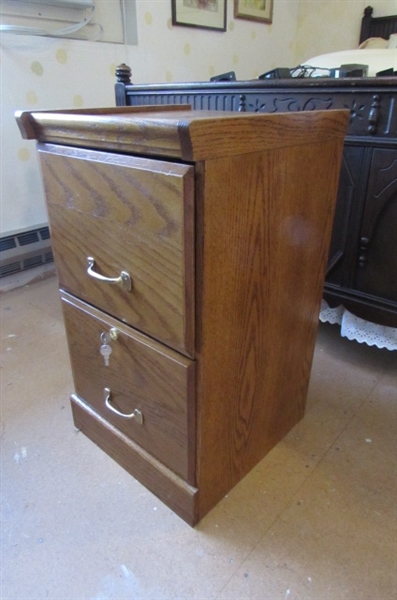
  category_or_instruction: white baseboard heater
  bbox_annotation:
[0,226,53,278]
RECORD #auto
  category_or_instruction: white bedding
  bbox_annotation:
[303,48,397,77]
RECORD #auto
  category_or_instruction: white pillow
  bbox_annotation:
[359,37,388,49]
[388,34,397,49]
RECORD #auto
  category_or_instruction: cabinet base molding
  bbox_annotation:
[71,394,199,525]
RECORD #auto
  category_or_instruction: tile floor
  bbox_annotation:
[1,271,396,600]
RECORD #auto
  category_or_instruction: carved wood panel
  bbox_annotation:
[353,148,397,306]
[326,146,366,285]
[126,88,397,138]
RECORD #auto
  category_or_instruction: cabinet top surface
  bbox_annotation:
[121,77,397,93]
[16,106,349,161]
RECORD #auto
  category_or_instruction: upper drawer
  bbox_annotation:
[38,144,195,357]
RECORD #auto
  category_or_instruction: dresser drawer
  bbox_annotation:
[61,292,196,484]
[39,144,195,357]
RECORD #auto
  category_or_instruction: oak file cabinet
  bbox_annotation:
[16,106,348,525]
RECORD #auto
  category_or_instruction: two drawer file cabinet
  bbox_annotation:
[16,106,348,525]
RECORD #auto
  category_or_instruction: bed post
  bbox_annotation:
[360,6,373,44]
[115,63,132,107]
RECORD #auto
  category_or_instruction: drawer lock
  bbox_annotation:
[104,387,143,425]
[87,257,132,292]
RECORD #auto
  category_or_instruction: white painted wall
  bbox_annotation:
[1,0,395,236]
[295,0,397,63]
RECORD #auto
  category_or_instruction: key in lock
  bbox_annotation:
[100,343,112,366]
[99,328,118,366]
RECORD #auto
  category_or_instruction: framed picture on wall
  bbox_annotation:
[234,0,273,24]
[171,0,227,32]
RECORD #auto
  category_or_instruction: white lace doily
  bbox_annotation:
[320,300,397,351]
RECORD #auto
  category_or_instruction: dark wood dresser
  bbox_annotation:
[16,107,347,524]
[115,71,397,328]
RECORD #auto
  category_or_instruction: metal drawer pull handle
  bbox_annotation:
[104,388,143,424]
[87,257,132,291]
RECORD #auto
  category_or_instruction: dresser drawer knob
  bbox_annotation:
[104,387,143,424]
[87,257,132,292]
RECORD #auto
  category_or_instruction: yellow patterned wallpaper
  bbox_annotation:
[1,0,395,235]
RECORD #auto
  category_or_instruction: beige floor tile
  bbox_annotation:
[306,322,392,414]
[1,277,396,600]
[1,270,61,316]
[217,365,397,600]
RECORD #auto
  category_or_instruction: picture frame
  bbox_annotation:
[234,0,273,24]
[171,0,227,32]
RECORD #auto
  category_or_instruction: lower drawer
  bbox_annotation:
[61,291,196,484]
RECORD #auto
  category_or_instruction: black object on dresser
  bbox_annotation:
[115,70,397,328]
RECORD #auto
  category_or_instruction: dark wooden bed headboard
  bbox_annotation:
[360,5,397,44]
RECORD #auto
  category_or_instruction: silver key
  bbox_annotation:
[100,343,112,366]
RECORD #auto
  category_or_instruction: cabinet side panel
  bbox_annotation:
[196,138,345,517]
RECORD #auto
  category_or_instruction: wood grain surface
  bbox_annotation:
[39,144,195,357]
[194,134,347,517]
[18,108,349,161]
[21,107,349,525]
[61,292,196,483]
